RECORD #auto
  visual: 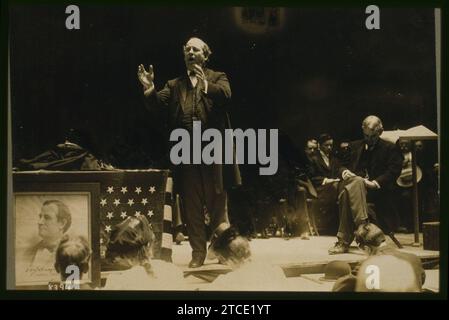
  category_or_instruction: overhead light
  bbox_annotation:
[233,7,285,34]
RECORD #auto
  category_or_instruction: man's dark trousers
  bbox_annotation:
[180,163,228,259]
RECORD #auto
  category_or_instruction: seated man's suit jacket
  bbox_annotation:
[308,152,339,188]
[336,138,403,231]
[337,138,403,190]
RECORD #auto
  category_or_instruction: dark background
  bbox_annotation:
[10,6,437,164]
[9,5,438,233]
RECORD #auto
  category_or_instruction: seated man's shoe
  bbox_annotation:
[300,232,310,240]
[328,241,349,255]
[188,256,205,268]
[396,226,409,234]
[175,232,185,245]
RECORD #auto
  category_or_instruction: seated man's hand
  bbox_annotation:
[323,178,341,185]
[364,179,379,189]
[342,170,356,180]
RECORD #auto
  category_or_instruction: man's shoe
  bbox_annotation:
[300,232,310,240]
[396,226,409,234]
[328,241,349,255]
[175,232,185,245]
[188,256,205,268]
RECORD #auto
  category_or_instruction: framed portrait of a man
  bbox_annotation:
[11,181,100,289]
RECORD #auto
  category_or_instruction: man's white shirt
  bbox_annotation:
[187,71,208,93]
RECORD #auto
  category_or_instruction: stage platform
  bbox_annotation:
[173,234,440,292]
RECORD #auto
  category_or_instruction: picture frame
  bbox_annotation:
[9,179,101,290]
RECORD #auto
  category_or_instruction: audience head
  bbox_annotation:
[304,138,318,159]
[398,139,411,153]
[318,133,334,156]
[415,140,424,152]
[339,141,350,151]
[354,223,386,255]
[106,216,155,268]
[54,234,90,281]
[355,255,421,292]
[208,223,251,269]
[362,115,383,149]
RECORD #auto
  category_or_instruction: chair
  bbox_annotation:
[367,202,403,248]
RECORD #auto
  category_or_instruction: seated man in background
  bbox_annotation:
[395,139,439,231]
[415,140,440,223]
[394,139,416,233]
[304,138,319,165]
[308,133,341,235]
[278,136,321,238]
[309,133,340,187]
[328,115,403,254]
[259,132,314,239]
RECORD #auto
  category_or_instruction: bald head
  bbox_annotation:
[362,115,383,132]
[362,115,383,148]
[185,37,210,52]
[355,255,421,292]
[183,37,212,70]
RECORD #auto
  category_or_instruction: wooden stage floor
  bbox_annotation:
[172,234,440,292]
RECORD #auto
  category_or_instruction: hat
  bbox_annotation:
[396,167,422,188]
[332,274,357,292]
[319,261,352,282]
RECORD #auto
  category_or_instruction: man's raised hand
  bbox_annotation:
[137,64,154,90]
[193,64,207,91]
[192,64,205,81]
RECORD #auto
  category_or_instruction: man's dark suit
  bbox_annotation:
[308,152,339,233]
[144,68,241,260]
[338,139,403,190]
[22,240,57,267]
[336,138,403,242]
[309,152,339,187]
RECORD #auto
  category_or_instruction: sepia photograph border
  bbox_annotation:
[1,0,447,302]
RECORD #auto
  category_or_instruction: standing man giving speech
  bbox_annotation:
[137,37,241,268]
